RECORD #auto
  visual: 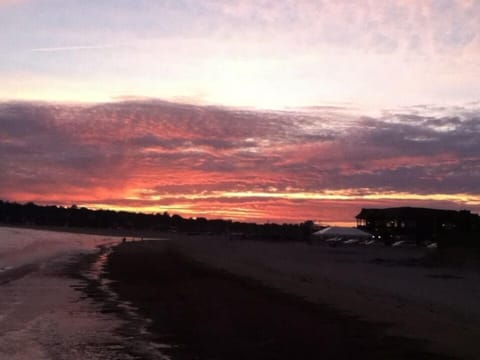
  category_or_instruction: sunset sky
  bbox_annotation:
[1,0,479,225]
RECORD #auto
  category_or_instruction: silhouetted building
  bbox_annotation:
[356,207,480,246]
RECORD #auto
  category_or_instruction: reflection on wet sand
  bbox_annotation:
[0,228,167,359]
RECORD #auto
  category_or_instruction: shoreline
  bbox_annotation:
[64,245,167,359]
[102,240,451,360]
[0,238,151,359]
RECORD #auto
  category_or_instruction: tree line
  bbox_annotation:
[0,200,315,242]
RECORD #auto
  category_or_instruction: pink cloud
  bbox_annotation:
[1,100,479,224]
[0,0,27,5]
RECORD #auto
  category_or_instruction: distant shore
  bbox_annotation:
[102,240,454,360]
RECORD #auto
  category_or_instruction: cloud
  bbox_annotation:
[0,0,26,5]
[30,44,120,52]
[1,99,479,223]
[205,0,480,52]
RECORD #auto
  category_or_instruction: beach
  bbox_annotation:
[105,239,455,360]
[1,227,480,359]
[171,235,480,359]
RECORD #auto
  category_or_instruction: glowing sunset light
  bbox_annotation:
[1,1,479,224]
[75,189,480,222]
[204,191,480,204]
[1,98,479,224]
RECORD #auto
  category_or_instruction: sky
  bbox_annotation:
[1,0,479,225]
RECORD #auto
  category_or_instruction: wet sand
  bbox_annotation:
[0,250,132,359]
[104,240,451,360]
[0,227,165,359]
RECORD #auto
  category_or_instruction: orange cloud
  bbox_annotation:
[1,100,479,224]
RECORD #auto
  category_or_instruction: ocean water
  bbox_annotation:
[0,227,167,360]
[0,227,116,271]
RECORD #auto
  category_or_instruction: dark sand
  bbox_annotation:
[100,240,451,360]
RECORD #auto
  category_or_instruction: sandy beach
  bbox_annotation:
[171,235,480,359]
[105,240,453,359]
[2,227,480,359]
